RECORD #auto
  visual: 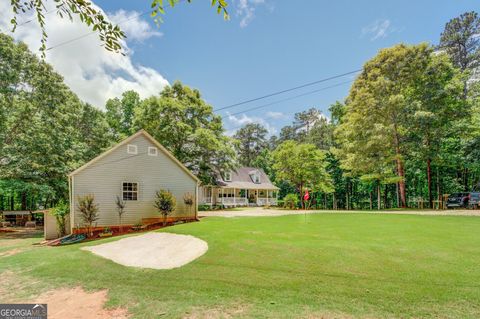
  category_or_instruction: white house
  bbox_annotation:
[199,167,279,207]
[68,130,199,233]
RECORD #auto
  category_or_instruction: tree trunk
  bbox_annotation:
[369,191,373,210]
[396,182,400,208]
[377,182,381,210]
[396,157,407,208]
[464,167,469,191]
[393,127,407,208]
[163,214,167,226]
[333,193,336,210]
[21,192,27,211]
[427,158,433,209]
[346,188,349,210]
[384,184,388,209]
[10,194,14,211]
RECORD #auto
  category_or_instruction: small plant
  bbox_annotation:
[132,222,143,231]
[154,189,176,226]
[115,195,126,232]
[183,192,195,218]
[99,227,113,237]
[52,200,70,237]
[283,193,299,209]
[77,194,99,237]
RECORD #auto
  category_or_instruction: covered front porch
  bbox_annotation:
[200,187,278,207]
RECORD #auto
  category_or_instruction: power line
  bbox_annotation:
[46,10,150,51]
[214,69,361,112]
[228,80,353,117]
[46,0,188,51]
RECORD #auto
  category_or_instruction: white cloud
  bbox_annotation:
[0,1,169,108]
[226,113,277,136]
[108,9,162,42]
[265,111,286,120]
[361,19,392,41]
[235,0,268,28]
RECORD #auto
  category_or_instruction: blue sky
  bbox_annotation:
[2,0,478,135]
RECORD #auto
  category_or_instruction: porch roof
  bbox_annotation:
[216,182,279,190]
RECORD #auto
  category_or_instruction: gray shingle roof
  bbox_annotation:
[215,167,279,190]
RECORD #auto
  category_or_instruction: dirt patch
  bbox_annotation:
[0,248,24,257]
[34,287,130,319]
[82,232,208,270]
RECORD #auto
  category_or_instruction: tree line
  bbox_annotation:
[232,12,480,209]
[0,11,479,211]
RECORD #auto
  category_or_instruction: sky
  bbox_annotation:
[1,0,479,135]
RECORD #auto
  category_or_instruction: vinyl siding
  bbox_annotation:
[71,134,197,228]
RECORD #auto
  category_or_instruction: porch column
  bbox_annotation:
[267,189,269,205]
[210,186,213,205]
[233,188,236,206]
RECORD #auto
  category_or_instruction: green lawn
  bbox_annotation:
[2,213,480,318]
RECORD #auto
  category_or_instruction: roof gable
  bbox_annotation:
[69,130,199,183]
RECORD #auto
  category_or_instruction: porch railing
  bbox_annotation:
[220,197,248,206]
[257,198,278,206]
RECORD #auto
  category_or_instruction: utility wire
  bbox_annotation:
[46,10,150,51]
[228,80,353,117]
[214,69,361,112]
[46,0,187,51]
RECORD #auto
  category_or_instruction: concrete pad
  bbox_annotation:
[82,232,208,270]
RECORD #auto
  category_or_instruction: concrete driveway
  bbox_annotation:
[199,207,480,217]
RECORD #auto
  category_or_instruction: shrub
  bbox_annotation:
[283,193,299,209]
[198,204,211,211]
[77,194,99,237]
[183,192,195,218]
[52,201,69,237]
[154,189,176,226]
[115,195,126,231]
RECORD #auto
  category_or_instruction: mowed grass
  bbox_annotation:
[2,213,480,318]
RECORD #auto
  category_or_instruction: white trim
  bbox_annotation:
[148,146,158,156]
[127,144,138,155]
[70,176,75,232]
[122,181,139,201]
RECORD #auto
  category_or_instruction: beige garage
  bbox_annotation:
[68,130,199,233]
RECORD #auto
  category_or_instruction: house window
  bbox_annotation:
[127,144,138,155]
[251,171,261,184]
[122,182,138,201]
[224,171,232,182]
[148,146,158,156]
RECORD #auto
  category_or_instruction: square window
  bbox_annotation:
[224,171,232,182]
[127,144,138,155]
[122,182,138,201]
[148,147,158,156]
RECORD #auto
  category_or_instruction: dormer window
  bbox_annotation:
[250,170,261,184]
[127,144,138,154]
[224,171,232,182]
[148,146,158,156]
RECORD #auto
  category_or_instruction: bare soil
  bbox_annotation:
[34,287,130,319]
